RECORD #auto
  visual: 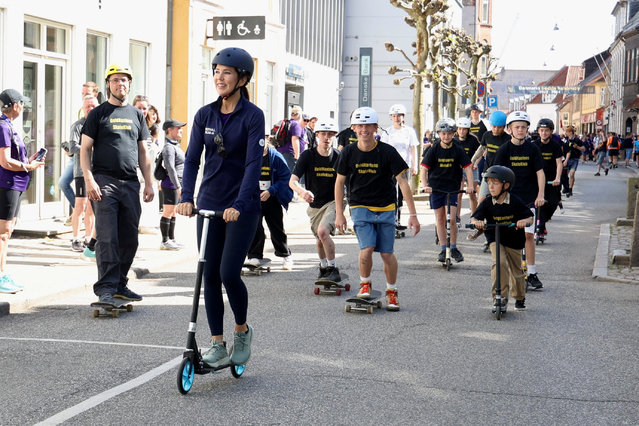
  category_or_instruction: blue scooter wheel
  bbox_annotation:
[177,358,195,394]
[231,364,246,378]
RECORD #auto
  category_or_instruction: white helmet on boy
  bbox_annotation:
[314,119,338,133]
[506,110,531,126]
[456,117,472,128]
[388,104,407,115]
[350,107,379,125]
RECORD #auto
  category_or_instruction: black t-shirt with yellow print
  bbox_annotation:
[471,193,533,250]
[336,141,408,210]
[293,148,340,208]
[494,141,544,206]
[421,140,471,192]
[481,131,511,169]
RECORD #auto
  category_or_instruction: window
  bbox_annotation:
[481,0,490,24]
[129,41,148,95]
[24,22,41,49]
[264,62,275,129]
[86,33,108,84]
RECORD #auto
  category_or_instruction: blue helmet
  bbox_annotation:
[212,47,254,82]
[489,111,507,127]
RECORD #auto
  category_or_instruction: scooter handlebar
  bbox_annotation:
[192,208,224,218]
[466,222,516,230]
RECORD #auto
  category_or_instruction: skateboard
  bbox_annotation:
[345,289,383,314]
[314,273,350,296]
[90,299,133,318]
[241,258,271,276]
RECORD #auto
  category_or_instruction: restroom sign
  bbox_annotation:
[210,16,265,40]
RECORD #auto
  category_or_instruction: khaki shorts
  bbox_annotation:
[308,201,338,238]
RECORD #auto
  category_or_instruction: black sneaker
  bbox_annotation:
[526,273,543,290]
[317,265,328,279]
[324,266,342,283]
[604,168,609,176]
[492,299,508,313]
[98,293,116,306]
[450,248,464,262]
[437,250,446,262]
[514,298,526,311]
[114,287,143,301]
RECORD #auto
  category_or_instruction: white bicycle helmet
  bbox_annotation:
[351,107,378,125]
[314,119,338,133]
[456,117,472,129]
[388,104,407,116]
[436,118,457,133]
[506,110,531,126]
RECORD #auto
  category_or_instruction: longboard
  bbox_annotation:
[90,299,133,318]
[241,258,271,276]
[345,289,383,314]
[314,273,350,295]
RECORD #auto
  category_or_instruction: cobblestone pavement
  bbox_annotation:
[608,223,638,284]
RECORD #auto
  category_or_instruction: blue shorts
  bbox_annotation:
[567,158,579,171]
[429,192,458,210]
[350,207,395,253]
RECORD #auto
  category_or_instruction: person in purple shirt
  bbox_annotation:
[276,106,307,171]
[0,89,45,292]
[177,47,263,368]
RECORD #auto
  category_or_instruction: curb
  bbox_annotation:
[592,223,610,280]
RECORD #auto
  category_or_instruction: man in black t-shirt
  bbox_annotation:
[533,119,563,234]
[291,120,343,282]
[335,107,420,311]
[562,126,585,197]
[421,118,474,263]
[494,111,545,290]
[80,64,154,306]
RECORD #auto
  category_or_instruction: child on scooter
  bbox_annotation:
[470,166,533,312]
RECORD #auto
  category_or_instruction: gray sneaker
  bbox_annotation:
[202,340,230,368]
[230,324,253,365]
[97,293,116,306]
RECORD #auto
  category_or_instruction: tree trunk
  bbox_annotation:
[449,72,458,117]
[432,80,441,125]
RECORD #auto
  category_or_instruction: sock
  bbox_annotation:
[360,276,370,283]
[441,245,446,251]
[160,217,171,242]
[87,238,97,251]
[327,259,336,267]
[451,244,457,249]
[528,264,536,275]
[319,258,328,268]
[169,217,176,240]
[386,283,397,290]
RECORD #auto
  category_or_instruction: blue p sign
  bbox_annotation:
[488,95,498,108]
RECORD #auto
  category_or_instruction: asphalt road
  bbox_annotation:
[1,162,638,425]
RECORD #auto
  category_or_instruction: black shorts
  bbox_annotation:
[74,177,87,197]
[0,187,22,220]
[608,149,619,157]
[162,187,179,205]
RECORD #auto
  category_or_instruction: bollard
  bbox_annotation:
[632,192,639,267]
[627,177,639,219]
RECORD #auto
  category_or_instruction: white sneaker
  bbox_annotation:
[282,256,294,270]
[160,240,180,250]
[246,258,261,267]
[171,239,184,248]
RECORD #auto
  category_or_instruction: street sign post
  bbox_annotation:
[208,16,265,40]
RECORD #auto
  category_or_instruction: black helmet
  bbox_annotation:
[537,118,555,131]
[483,165,515,190]
[212,47,254,82]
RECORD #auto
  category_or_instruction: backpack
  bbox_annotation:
[153,151,168,181]
[270,119,291,148]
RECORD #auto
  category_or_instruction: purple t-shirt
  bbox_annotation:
[277,119,307,156]
[0,116,29,191]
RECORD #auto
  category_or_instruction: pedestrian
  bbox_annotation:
[276,106,305,171]
[470,166,534,312]
[80,63,154,306]
[159,118,186,250]
[607,132,621,168]
[0,89,45,292]
[334,106,421,311]
[305,114,317,149]
[421,118,474,263]
[146,104,164,211]
[290,119,343,281]
[633,134,639,167]
[594,134,609,176]
[622,132,634,167]
[246,140,294,269]
[381,104,420,230]
[468,103,488,142]
[533,119,563,236]
[562,125,584,197]
[176,47,263,368]
[68,95,99,252]
[494,111,545,290]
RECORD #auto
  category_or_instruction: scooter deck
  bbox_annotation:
[90,299,133,318]
[345,289,383,314]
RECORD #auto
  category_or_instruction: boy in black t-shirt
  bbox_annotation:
[335,107,420,311]
[421,118,474,263]
[455,117,480,213]
[291,120,343,282]
[533,119,563,235]
[494,111,545,290]
[471,166,533,312]
[562,126,585,197]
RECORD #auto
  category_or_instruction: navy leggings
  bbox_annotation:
[197,212,259,336]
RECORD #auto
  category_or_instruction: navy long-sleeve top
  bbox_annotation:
[181,95,265,215]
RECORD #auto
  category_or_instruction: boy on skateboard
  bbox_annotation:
[334,107,420,311]
[290,119,343,282]
[470,166,533,312]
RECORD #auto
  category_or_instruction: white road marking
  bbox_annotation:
[34,355,182,425]
[0,336,183,350]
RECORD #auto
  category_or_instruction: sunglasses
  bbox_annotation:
[214,133,227,158]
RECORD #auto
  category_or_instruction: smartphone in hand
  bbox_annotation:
[35,147,47,162]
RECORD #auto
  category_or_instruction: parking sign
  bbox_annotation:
[487,95,498,108]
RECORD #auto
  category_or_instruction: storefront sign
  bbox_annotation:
[507,85,594,95]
